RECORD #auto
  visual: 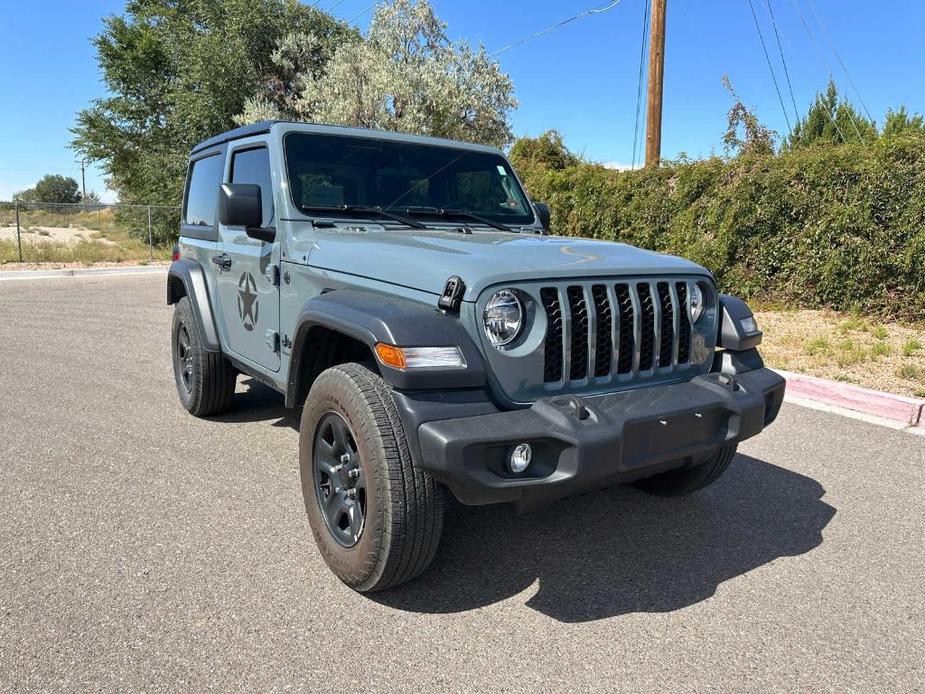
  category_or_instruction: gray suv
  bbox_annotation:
[168,121,785,592]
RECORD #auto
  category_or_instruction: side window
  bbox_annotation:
[231,147,274,227]
[183,154,223,226]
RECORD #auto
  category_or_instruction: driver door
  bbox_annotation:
[215,144,280,372]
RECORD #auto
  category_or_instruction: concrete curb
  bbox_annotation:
[0,266,168,280]
[776,369,925,428]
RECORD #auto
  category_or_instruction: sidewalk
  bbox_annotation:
[0,265,167,280]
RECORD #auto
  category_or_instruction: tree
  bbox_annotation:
[11,189,36,203]
[721,75,776,157]
[239,0,517,148]
[72,0,351,212]
[881,106,925,137]
[14,175,81,203]
[784,80,876,150]
[509,131,580,171]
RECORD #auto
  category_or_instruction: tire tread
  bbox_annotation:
[301,363,443,592]
[172,296,236,417]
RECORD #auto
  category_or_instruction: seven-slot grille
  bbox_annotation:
[540,279,697,384]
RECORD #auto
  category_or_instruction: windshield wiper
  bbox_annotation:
[301,204,426,229]
[399,206,512,232]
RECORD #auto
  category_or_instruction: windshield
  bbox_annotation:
[284,132,535,226]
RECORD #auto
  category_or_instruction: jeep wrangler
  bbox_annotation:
[168,121,785,592]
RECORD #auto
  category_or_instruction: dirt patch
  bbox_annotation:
[0,225,116,245]
[756,309,925,398]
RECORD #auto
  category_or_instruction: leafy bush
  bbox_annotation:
[511,131,925,320]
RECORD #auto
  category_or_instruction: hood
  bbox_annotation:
[305,227,710,300]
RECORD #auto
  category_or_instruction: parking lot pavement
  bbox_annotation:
[1,274,923,692]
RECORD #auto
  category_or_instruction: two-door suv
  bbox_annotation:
[169,121,785,591]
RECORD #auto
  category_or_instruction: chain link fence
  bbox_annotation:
[0,201,180,265]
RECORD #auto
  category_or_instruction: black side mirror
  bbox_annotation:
[219,183,275,242]
[533,201,551,232]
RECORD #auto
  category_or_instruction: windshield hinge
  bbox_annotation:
[438,276,465,313]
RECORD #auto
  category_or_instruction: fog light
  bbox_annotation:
[509,443,532,474]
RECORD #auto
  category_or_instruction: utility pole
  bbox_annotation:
[79,157,89,201]
[644,0,667,167]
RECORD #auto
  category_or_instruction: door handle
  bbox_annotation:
[211,254,232,271]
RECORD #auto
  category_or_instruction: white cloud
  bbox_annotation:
[600,161,634,171]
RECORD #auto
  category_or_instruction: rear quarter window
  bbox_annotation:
[183,154,223,226]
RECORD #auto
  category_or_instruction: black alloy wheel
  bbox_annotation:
[175,322,194,394]
[313,412,366,547]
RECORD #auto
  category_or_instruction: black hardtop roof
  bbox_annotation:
[190,121,278,155]
[189,120,503,157]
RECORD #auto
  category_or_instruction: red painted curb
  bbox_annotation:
[776,370,925,428]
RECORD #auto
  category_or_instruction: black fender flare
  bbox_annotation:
[286,289,487,406]
[717,294,763,352]
[167,259,221,352]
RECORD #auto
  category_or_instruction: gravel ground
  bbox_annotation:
[756,309,925,397]
[1,275,923,692]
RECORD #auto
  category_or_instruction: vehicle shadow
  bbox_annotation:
[208,380,298,429]
[206,383,835,623]
[372,454,835,623]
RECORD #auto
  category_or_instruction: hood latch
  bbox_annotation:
[438,276,465,313]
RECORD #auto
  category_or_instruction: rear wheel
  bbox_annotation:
[171,296,236,416]
[633,444,738,496]
[299,363,444,592]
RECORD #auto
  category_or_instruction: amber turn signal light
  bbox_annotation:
[375,343,407,369]
[374,343,467,370]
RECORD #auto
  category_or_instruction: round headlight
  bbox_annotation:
[689,283,705,323]
[483,289,523,347]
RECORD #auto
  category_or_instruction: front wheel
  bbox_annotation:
[633,444,738,496]
[299,363,444,592]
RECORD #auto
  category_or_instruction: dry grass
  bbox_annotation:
[755,308,925,398]
[0,209,173,265]
[0,206,121,232]
[0,238,171,265]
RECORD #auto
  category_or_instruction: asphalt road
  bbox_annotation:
[1,274,923,693]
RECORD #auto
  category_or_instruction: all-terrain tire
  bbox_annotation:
[299,363,444,592]
[171,296,236,417]
[633,444,738,496]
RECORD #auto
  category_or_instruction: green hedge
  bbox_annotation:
[511,133,925,320]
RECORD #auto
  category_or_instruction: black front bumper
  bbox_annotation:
[396,368,785,510]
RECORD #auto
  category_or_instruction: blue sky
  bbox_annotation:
[1,0,923,203]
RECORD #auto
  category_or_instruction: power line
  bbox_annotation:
[349,1,380,23]
[631,0,651,170]
[746,0,792,135]
[762,0,799,123]
[488,0,625,57]
[788,0,858,143]
[327,0,348,10]
[803,0,873,121]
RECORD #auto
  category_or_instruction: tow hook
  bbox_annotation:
[706,372,739,392]
[566,396,591,420]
